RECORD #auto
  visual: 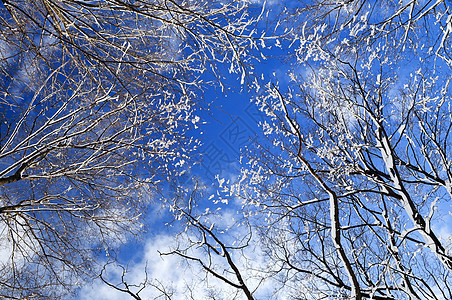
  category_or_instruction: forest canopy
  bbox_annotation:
[0,0,451,299]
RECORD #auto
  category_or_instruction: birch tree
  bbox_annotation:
[0,0,261,298]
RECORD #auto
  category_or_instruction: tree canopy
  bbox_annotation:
[1,0,452,299]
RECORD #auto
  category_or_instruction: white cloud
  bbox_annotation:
[78,234,202,300]
[77,212,288,299]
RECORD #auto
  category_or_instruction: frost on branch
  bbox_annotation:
[232,1,452,299]
[0,0,263,298]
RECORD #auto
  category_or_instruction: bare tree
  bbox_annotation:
[231,0,452,299]
[0,0,262,298]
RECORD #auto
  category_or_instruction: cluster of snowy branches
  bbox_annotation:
[165,1,452,299]
[1,0,452,299]
[0,0,261,298]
